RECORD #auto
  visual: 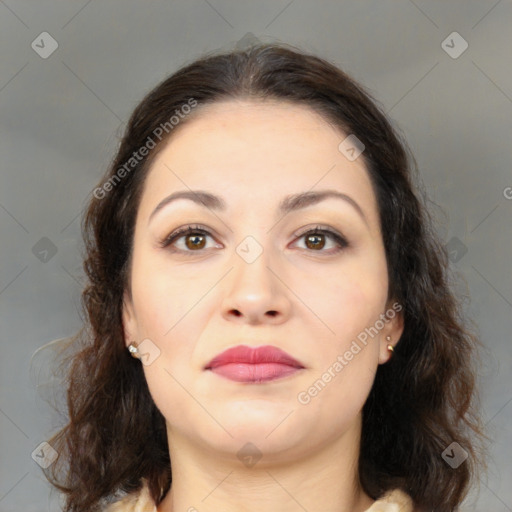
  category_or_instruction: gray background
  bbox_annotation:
[1,1,511,510]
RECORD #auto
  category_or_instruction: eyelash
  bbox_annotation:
[159,224,349,255]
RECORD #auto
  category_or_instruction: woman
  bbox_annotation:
[42,43,486,512]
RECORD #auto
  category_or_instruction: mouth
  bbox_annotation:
[204,344,305,383]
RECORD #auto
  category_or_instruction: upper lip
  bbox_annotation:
[205,345,305,370]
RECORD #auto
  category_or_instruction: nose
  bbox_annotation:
[221,248,291,325]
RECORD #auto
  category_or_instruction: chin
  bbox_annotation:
[199,426,306,465]
[207,407,305,444]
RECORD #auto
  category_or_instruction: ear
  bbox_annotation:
[121,290,138,348]
[378,300,405,365]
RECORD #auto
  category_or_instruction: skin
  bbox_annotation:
[122,99,404,512]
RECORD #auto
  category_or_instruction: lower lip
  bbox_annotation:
[208,363,302,383]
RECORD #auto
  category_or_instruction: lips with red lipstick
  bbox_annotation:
[204,345,305,383]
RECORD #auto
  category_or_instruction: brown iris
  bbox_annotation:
[185,234,207,250]
[305,233,325,250]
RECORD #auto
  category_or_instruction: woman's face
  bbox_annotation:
[122,99,403,462]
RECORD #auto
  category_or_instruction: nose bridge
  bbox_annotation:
[235,234,273,286]
[221,228,290,323]
[233,231,276,297]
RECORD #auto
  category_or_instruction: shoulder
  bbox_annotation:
[365,488,415,512]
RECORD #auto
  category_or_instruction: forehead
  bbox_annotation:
[138,99,380,231]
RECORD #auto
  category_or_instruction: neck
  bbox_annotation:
[157,414,375,512]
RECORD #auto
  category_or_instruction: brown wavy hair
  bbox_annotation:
[41,42,488,512]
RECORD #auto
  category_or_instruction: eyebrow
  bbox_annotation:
[148,189,368,226]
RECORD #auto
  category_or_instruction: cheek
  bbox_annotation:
[130,251,205,336]
[293,274,385,428]
[129,251,214,376]
[294,258,388,344]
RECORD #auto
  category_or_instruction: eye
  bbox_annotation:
[159,224,349,254]
[159,224,219,252]
[293,225,349,254]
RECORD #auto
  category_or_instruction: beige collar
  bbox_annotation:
[103,482,414,512]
